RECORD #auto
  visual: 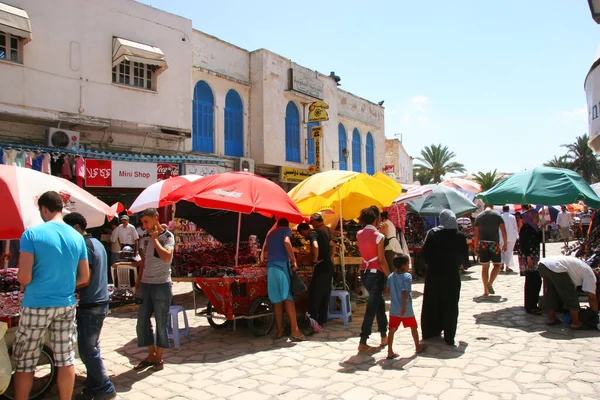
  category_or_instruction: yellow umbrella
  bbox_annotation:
[373,172,403,194]
[288,170,402,220]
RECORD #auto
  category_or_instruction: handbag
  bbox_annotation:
[290,268,307,296]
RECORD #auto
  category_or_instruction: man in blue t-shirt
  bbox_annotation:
[13,191,90,400]
[64,212,116,400]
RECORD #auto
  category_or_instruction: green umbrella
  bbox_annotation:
[477,167,600,207]
[406,185,477,217]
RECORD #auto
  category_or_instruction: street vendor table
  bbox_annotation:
[192,267,311,337]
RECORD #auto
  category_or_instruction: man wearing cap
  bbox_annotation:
[310,213,335,262]
[112,215,139,256]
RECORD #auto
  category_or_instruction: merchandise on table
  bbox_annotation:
[172,240,261,277]
[405,213,426,249]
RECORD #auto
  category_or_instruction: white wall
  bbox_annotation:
[192,30,249,83]
[0,0,192,132]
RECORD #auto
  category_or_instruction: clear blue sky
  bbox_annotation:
[141,0,597,174]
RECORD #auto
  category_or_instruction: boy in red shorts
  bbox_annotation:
[387,254,427,359]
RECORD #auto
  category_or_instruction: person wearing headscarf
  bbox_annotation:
[518,209,543,314]
[421,210,469,346]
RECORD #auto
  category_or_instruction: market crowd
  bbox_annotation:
[8,190,600,400]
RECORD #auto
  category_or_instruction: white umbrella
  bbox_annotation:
[129,175,202,213]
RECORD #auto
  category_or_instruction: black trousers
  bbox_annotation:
[308,272,332,324]
[524,270,542,311]
[421,274,461,344]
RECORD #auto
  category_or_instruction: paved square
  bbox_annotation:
[44,242,599,399]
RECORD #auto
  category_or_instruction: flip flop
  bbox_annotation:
[545,320,562,326]
[291,334,306,341]
[152,361,164,371]
[386,353,399,360]
[358,345,379,354]
[416,344,428,354]
[571,324,588,330]
[133,360,153,370]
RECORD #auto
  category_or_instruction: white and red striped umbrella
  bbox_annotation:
[0,165,115,240]
[393,185,433,203]
[441,178,482,194]
[129,175,202,213]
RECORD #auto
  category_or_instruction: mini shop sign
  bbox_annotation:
[85,160,180,188]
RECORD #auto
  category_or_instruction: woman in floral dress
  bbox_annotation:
[518,210,543,314]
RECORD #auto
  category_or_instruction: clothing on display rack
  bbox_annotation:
[61,154,72,180]
[0,148,4,165]
[51,153,62,176]
[75,156,85,187]
[4,148,17,166]
[41,153,51,174]
[14,150,26,167]
[24,152,34,169]
[31,152,43,172]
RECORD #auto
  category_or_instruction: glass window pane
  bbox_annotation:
[10,36,17,50]
[0,48,5,59]
[0,33,5,47]
[147,79,152,90]
[10,49,17,61]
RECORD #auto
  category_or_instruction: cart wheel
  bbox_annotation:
[2,345,57,400]
[206,302,229,329]
[247,297,275,337]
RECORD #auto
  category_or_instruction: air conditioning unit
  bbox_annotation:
[46,128,80,149]
[235,157,255,173]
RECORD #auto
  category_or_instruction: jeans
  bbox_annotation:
[360,271,388,344]
[76,304,115,394]
[308,273,332,324]
[137,282,172,349]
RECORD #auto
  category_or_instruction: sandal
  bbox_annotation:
[358,344,379,354]
[386,353,399,360]
[133,360,153,370]
[291,334,306,341]
[152,361,164,371]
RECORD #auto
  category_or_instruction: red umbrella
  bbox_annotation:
[166,172,304,265]
[166,172,304,223]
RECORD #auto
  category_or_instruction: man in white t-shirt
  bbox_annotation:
[500,205,519,273]
[580,205,593,239]
[556,206,572,248]
[538,256,598,329]
[111,215,139,255]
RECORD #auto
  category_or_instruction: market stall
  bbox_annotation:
[165,172,306,336]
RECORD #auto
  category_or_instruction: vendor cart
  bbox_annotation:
[194,267,311,337]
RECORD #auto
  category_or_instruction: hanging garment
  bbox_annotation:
[4,149,17,166]
[15,151,27,167]
[75,156,85,178]
[0,148,4,165]
[31,153,43,171]
[51,154,63,176]
[41,153,51,174]
[61,155,72,179]
[25,152,34,169]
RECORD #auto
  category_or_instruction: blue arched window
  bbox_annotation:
[366,132,375,175]
[224,90,243,157]
[307,122,319,165]
[338,124,347,170]
[285,102,300,162]
[352,128,362,172]
[192,81,214,153]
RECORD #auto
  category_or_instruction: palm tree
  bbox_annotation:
[544,155,572,169]
[473,169,504,191]
[562,134,600,183]
[414,144,466,183]
[414,169,432,185]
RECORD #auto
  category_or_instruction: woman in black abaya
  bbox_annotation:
[421,209,469,346]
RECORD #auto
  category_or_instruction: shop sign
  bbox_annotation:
[289,65,323,99]
[586,61,600,153]
[157,163,180,180]
[86,159,158,188]
[314,136,321,172]
[281,167,312,183]
[383,164,394,172]
[311,126,323,138]
[308,101,329,122]
[184,163,224,177]
[85,159,112,187]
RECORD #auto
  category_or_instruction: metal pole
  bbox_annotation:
[542,206,546,258]
[339,192,348,290]
[235,212,242,267]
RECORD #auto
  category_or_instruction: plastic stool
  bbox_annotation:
[328,290,352,325]
[167,305,190,347]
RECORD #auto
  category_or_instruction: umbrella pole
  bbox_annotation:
[235,212,242,268]
[339,192,348,291]
[3,240,8,274]
[542,206,546,258]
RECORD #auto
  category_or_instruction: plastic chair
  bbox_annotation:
[167,305,190,347]
[110,266,138,292]
[328,290,352,325]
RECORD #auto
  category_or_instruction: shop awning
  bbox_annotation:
[0,2,32,42]
[112,37,167,72]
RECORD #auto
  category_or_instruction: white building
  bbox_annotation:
[0,0,387,191]
[384,139,413,184]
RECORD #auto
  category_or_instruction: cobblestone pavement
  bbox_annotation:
[44,242,600,400]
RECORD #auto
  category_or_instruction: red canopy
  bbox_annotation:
[165,172,304,223]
